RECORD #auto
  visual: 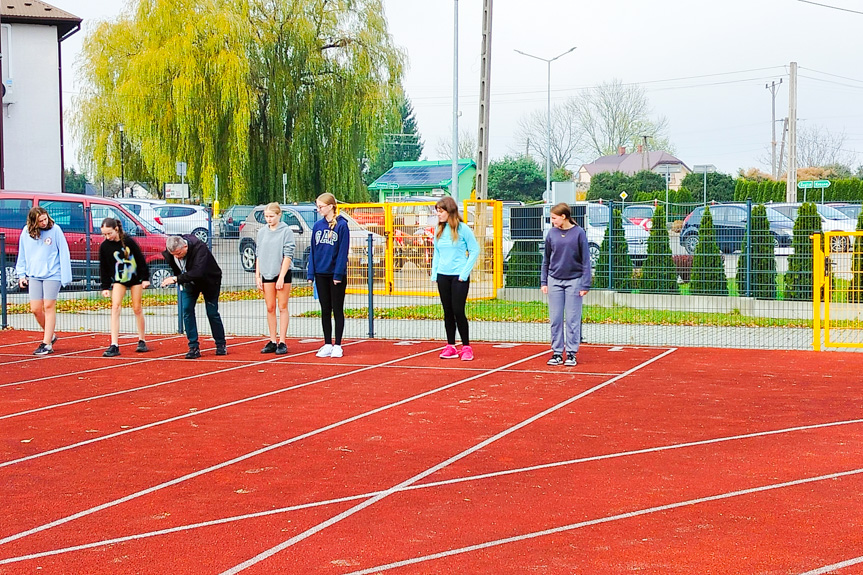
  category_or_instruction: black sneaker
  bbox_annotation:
[261,341,277,354]
[215,344,227,356]
[135,340,149,353]
[275,342,288,355]
[103,345,120,357]
[564,352,578,367]
[185,347,201,359]
[547,354,563,366]
[33,343,54,356]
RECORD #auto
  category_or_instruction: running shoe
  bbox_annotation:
[459,345,474,361]
[33,343,54,356]
[261,341,278,354]
[275,342,288,355]
[330,345,344,358]
[316,344,333,358]
[440,344,459,359]
[103,345,120,357]
[564,352,578,367]
[547,354,563,366]
[135,340,149,353]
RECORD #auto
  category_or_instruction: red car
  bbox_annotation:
[1,190,171,292]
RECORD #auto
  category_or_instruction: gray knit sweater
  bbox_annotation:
[256,221,296,278]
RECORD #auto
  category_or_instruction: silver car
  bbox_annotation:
[238,205,384,277]
[154,204,212,244]
[117,199,165,234]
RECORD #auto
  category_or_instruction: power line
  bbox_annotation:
[799,67,863,84]
[796,0,863,15]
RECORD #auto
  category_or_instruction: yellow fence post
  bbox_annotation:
[812,233,823,351]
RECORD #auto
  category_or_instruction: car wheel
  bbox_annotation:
[4,260,19,293]
[149,265,171,289]
[588,243,600,268]
[829,234,849,253]
[771,234,780,250]
[683,234,699,254]
[240,241,257,272]
[193,228,209,244]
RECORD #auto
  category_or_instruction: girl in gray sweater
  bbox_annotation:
[255,203,296,355]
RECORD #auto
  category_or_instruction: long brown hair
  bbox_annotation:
[316,193,338,230]
[26,207,54,240]
[550,202,577,226]
[100,217,127,249]
[434,196,462,241]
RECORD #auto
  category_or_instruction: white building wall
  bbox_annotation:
[2,23,62,192]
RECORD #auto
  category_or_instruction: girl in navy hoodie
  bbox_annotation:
[307,193,350,358]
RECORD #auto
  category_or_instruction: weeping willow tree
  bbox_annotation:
[73,0,405,204]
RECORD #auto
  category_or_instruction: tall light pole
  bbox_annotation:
[118,123,125,198]
[692,164,716,206]
[451,0,459,199]
[514,46,576,198]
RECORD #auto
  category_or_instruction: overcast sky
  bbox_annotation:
[59,0,863,176]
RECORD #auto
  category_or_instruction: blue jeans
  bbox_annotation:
[180,285,226,349]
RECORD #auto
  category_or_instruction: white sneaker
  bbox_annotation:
[330,345,343,358]
[316,344,333,358]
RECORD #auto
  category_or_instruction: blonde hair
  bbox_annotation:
[434,196,462,241]
[264,202,282,217]
[317,193,338,230]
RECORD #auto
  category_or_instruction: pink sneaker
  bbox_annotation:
[459,345,474,361]
[440,344,459,359]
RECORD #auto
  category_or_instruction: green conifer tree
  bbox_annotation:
[640,205,677,293]
[736,204,777,299]
[785,202,823,301]
[593,208,633,291]
[690,205,728,295]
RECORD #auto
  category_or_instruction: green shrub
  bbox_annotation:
[504,241,543,288]
[736,204,777,299]
[785,202,823,301]
[640,205,678,294]
[849,210,863,303]
[690,205,728,296]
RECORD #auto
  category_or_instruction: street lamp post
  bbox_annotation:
[118,123,125,198]
[514,46,576,197]
[692,164,716,206]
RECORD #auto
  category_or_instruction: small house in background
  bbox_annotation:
[1,0,81,192]
[369,159,476,202]
[577,147,690,191]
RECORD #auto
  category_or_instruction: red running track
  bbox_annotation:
[0,331,862,574]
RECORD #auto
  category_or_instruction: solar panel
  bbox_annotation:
[374,162,471,187]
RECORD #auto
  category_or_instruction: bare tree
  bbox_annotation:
[761,123,856,174]
[436,129,477,161]
[567,79,671,158]
[512,104,584,171]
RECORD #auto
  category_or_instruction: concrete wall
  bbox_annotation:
[2,23,63,192]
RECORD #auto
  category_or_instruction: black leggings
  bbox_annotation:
[436,274,470,346]
[315,274,346,345]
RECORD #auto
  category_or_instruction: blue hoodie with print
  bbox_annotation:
[307,215,351,282]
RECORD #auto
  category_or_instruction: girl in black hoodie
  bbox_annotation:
[99,217,150,357]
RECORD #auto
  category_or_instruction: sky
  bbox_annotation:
[58,0,863,177]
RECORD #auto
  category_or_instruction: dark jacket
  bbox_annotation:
[99,236,149,290]
[162,234,222,297]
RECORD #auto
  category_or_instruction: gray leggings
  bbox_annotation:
[547,275,584,354]
[28,279,61,301]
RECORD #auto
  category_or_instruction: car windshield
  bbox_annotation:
[815,204,851,220]
[765,208,792,224]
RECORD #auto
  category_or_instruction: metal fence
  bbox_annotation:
[2,200,861,351]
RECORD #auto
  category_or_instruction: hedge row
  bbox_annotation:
[733,179,863,203]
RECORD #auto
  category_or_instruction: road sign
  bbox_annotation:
[797,180,814,189]
[619,191,628,200]
[814,180,831,189]
[176,162,187,177]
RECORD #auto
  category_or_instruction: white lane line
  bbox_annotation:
[0,334,197,390]
[0,334,190,368]
[0,341,369,462]
[798,557,863,574]
[0,342,480,545]
[4,415,862,566]
[0,337,324,419]
[0,332,95,350]
[343,466,863,575]
[218,348,678,575]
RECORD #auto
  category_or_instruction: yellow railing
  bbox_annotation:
[336,199,503,298]
[813,231,863,350]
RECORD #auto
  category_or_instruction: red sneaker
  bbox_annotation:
[459,345,474,361]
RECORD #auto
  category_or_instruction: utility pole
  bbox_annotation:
[765,78,783,179]
[778,117,789,177]
[786,62,797,202]
[451,0,459,199]
[641,135,649,171]
[474,0,492,200]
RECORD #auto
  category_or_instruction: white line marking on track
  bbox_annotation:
[342,466,863,575]
[218,348,678,574]
[0,332,94,350]
[798,557,863,574]
[0,340,366,454]
[0,342,463,545]
[4,415,862,566]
